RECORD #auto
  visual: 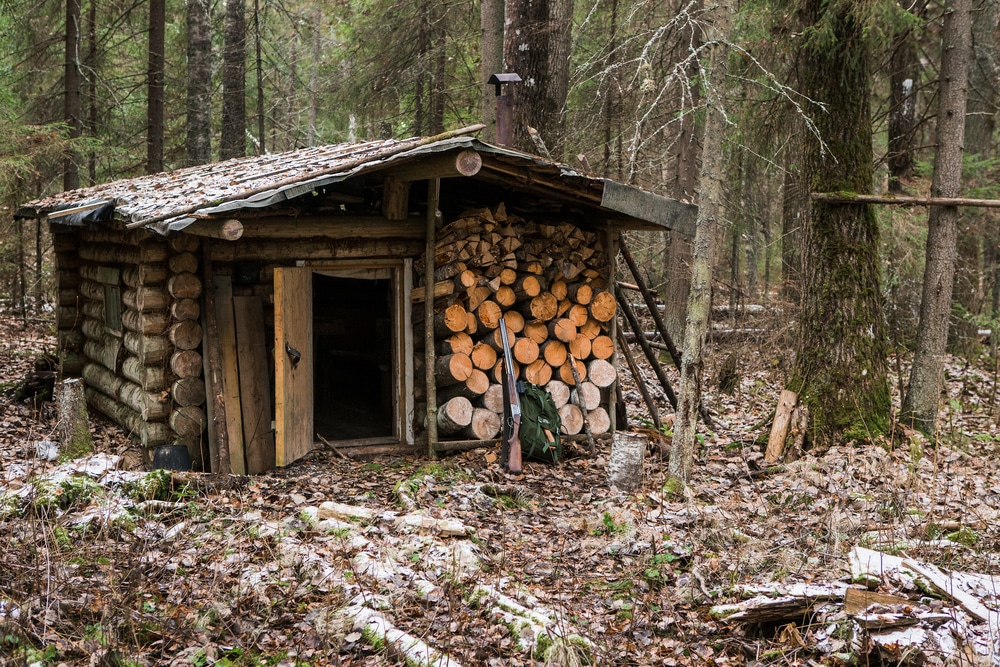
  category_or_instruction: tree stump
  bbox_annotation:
[607,432,645,491]
[58,378,94,459]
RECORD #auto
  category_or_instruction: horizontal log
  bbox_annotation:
[169,321,203,350]
[83,339,121,373]
[85,387,170,448]
[78,265,121,285]
[60,350,86,376]
[79,240,169,264]
[124,331,172,365]
[122,264,169,287]
[437,396,473,435]
[811,192,1000,208]
[545,379,570,408]
[119,381,170,421]
[167,272,202,300]
[209,237,424,261]
[78,226,144,246]
[386,149,482,181]
[172,377,207,407]
[588,406,611,435]
[183,218,244,240]
[411,280,455,303]
[170,298,201,321]
[123,286,170,312]
[170,406,206,438]
[170,349,203,378]
[168,234,200,253]
[122,308,170,336]
[437,369,490,403]
[462,407,501,440]
[83,361,125,399]
[168,252,198,274]
[122,356,167,392]
[587,358,617,388]
[435,353,474,387]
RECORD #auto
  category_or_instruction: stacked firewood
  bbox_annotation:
[415,204,616,441]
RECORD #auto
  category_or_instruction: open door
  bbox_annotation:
[274,267,313,466]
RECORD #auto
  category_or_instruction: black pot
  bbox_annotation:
[152,444,192,471]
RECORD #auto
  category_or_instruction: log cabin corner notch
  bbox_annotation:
[17,131,696,473]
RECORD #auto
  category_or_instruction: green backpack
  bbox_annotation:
[518,384,562,463]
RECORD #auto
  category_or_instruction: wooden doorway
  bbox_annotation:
[274,262,409,467]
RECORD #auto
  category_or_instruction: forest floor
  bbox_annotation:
[1,312,1000,666]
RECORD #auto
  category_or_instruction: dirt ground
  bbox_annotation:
[1,313,999,666]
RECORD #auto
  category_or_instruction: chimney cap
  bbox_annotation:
[488,73,521,96]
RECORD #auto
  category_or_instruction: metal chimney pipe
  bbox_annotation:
[487,73,521,147]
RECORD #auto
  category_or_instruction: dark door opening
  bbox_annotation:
[313,273,394,440]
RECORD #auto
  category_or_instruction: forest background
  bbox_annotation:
[0,0,998,444]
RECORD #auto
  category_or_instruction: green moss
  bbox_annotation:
[662,477,684,498]
[361,625,385,652]
[122,469,173,501]
[534,632,554,660]
[946,527,979,547]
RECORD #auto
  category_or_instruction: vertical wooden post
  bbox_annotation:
[201,240,231,473]
[425,178,441,456]
[607,223,617,435]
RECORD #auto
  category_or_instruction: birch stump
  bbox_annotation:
[607,432,645,491]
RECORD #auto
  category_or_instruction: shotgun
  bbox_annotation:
[498,317,523,474]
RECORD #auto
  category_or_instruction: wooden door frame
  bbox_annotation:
[299,259,413,447]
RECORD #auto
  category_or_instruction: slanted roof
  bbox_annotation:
[16,133,696,236]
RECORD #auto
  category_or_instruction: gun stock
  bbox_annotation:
[498,317,523,474]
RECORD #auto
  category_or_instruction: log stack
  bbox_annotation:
[75,227,207,454]
[415,204,616,440]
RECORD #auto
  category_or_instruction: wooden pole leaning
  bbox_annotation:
[616,284,679,411]
[425,178,441,457]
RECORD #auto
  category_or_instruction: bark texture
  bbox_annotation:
[221,0,247,159]
[790,0,891,446]
[147,0,165,174]
[480,0,505,143]
[185,0,213,164]
[504,0,553,153]
[901,0,972,435]
[64,0,82,190]
[668,0,730,485]
[887,9,922,193]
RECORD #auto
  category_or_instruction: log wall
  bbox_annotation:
[68,224,207,459]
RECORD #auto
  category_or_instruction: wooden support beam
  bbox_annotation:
[616,285,678,411]
[239,216,425,239]
[385,149,483,182]
[184,218,244,240]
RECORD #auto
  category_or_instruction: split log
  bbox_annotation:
[549,318,577,343]
[587,358,617,388]
[124,286,170,312]
[437,396,474,435]
[567,282,593,305]
[591,335,614,360]
[168,252,199,275]
[523,320,548,344]
[477,300,503,329]
[170,298,201,321]
[167,272,203,300]
[558,358,587,385]
[57,378,93,456]
[559,403,584,435]
[455,269,478,289]
[764,390,798,465]
[434,304,469,336]
[545,380,570,409]
[436,370,490,402]
[435,353,474,387]
[170,406,206,438]
[462,407,501,440]
[588,407,610,435]
[471,341,498,370]
[170,350,203,378]
[568,334,592,360]
[410,279,455,303]
[541,340,567,368]
[464,311,478,335]
[492,358,520,383]
[589,290,617,322]
[437,331,474,356]
[482,383,504,413]
[172,377,207,407]
[577,381,602,411]
[512,337,540,365]
[580,318,603,340]
[169,321,203,350]
[122,356,167,391]
[524,359,553,386]
[607,432,644,491]
[467,285,492,311]
[122,309,170,336]
[123,264,169,287]
[119,382,170,421]
[85,387,170,447]
[124,331,172,365]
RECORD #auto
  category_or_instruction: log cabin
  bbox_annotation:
[16,128,696,473]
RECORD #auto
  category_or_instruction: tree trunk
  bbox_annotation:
[85,0,98,182]
[186,0,213,166]
[431,0,446,135]
[601,0,620,178]
[146,0,165,174]
[307,6,320,146]
[901,0,972,435]
[64,0,82,191]
[253,0,266,154]
[480,0,504,142]
[546,0,574,159]
[504,0,552,153]
[221,0,247,159]
[887,8,922,193]
[58,378,94,459]
[668,0,730,486]
[790,0,891,447]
